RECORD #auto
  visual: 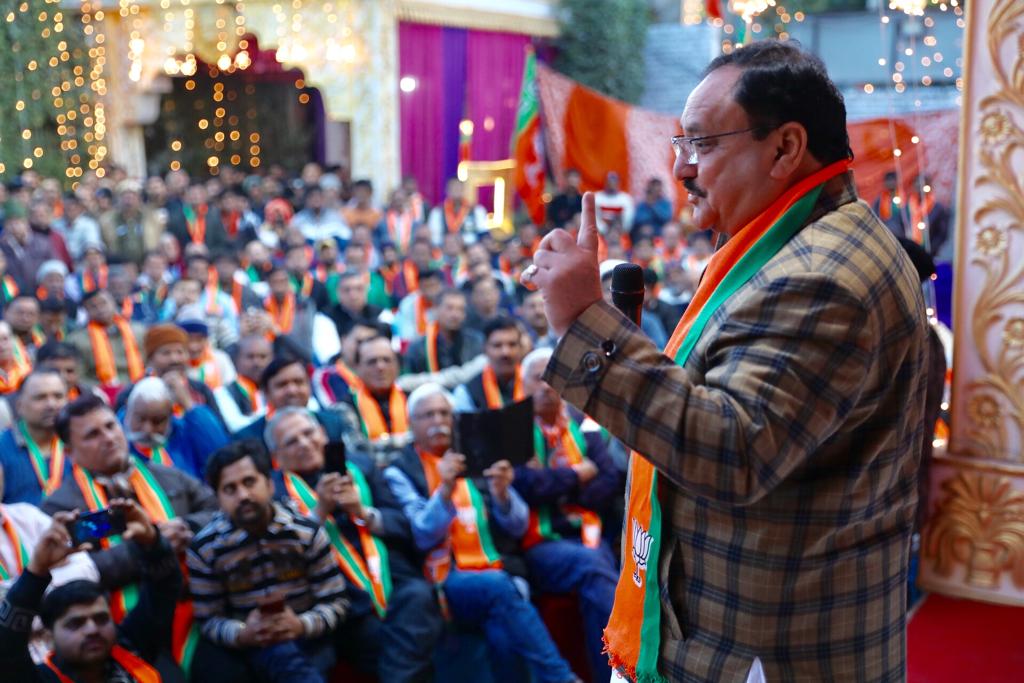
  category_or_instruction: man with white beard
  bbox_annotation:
[123,376,229,479]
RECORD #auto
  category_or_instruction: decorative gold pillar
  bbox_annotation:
[918,0,1024,606]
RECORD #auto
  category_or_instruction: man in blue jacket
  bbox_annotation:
[0,370,70,505]
[123,375,229,479]
[513,348,621,683]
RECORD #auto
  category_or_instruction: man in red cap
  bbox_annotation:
[113,323,227,431]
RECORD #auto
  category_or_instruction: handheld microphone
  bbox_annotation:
[611,263,645,327]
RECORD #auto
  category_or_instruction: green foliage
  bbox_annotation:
[555,0,649,104]
[0,1,94,184]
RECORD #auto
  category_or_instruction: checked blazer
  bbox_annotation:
[544,172,929,682]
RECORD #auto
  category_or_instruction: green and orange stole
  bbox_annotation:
[18,420,65,496]
[481,364,524,408]
[424,322,442,373]
[72,458,200,676]
[522,417,602,550]
[45,645,161,683]
[351,381,408,440]
[0,510,30,580]
[283,470,392,618]
[131,442,172,467]
[417,449,503,585]
[603,160,850,682]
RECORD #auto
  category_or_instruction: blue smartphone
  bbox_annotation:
[71,508,127,546]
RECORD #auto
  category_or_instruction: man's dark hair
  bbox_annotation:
[39,298,67,315]
[16,368,64,400]
[436,287,466,307]
[353,335,393,367]
[419,268,442,283]
[7,293,40,308]
[185,253,210,269]
[40,580,107,629]
[37,341,80,364]
[353,179,373,192]
[80,288,107,305]
[205,439,271,490]
[336,270,366,286]
[212,249,239,265]
[705,40,850,165]
[55,394,109,445]
[259,355,307,390]
[483,315,519,342]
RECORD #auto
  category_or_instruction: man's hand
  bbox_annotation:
[265,605,305,643]
[161,371,194,411]
[314,472,344,520]
[437,451,466,500]
[521,192,603,337]
[26,511,86,576]
[157,518,193,554]
[111,498,158,548]
[337,476,366,520]
[483,459,515,505]
[574,460,599,486]
[237,608,275,648]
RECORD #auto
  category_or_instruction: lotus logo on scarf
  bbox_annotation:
[631,517,653,587]
[457,506,479,533]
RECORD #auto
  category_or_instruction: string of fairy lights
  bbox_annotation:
[4,1,963,186]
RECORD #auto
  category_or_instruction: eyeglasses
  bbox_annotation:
[671,126,767,164]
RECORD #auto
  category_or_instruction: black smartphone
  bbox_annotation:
[323,441,347,476]
[70,508,127,546]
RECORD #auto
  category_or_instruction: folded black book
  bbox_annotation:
[455,398,535,477]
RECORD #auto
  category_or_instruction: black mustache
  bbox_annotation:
[683,178,707,198]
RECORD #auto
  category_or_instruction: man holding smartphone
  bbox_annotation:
[0,498,181,682]
[187,440,348,683]
[267,407,443,683]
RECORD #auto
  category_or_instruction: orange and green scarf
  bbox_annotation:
[0,510,30,580]
[352,381,408,441]
[603,160,850,682]
[283,470,392,618]
[18,420,65,496]
[523,418,602,550]
[481,364,523,409]
[72,458,200,676]
[418,449,503,585]
[45,645,161,683]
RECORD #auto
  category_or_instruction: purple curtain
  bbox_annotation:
[399,22,530,206]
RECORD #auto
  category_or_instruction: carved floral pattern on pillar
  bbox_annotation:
[955,0,1024,463]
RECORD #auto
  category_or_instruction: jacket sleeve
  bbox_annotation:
[0,569,50,683]
[512,465,579,506]
[181,471,220,532]
[117,535,183,662]
[544,276,875,507]
[183,405,230,476]
[576,430,624,511]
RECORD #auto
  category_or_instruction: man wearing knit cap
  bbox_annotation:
[112,323,228,431]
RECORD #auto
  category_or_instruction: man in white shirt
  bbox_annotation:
[593,171,634,234]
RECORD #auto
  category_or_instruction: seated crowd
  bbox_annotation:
[0,163,707,683]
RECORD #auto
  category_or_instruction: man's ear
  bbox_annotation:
[768,122,810,180]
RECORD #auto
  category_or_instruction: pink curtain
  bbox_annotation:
[465,31,529,164]
[399,23,531,205]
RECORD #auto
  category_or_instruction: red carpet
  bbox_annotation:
[907,593,1024,682]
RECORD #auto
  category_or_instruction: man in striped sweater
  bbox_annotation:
[187,440,348,683]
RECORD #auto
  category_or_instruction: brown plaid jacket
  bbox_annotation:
[545,172,928,682]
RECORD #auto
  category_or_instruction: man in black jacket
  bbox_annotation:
[0,499,180,683]
[404,288,483,375]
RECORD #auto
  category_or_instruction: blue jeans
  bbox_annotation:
[443,568,577,683]
[192,635,332,683]
[526,540,618,683]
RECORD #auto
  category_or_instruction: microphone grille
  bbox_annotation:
[611,262,644,293]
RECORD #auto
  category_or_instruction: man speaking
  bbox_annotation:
[523,42,928,682]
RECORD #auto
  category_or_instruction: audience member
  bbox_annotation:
[453,316,525,411]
